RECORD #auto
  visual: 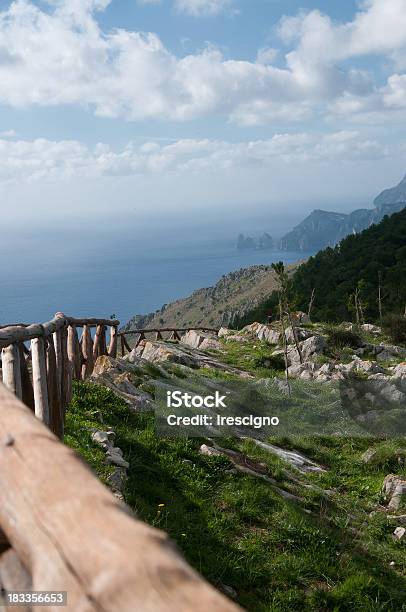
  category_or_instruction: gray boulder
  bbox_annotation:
[287,334,327,365]
[181,330,222,351]
[285,326,314,344]
[243,322,281,344]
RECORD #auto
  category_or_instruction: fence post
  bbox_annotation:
[31,337,50,425]
[19,344,34,411]
[68,325,81,380]
[93,325,103,361]
[61,326,71,409]
[1,343,22,399]
[53,328,63,401]
[108,326,118,359]
[81,325,94,379]
[46,336,63,439]
[100,325,107,356]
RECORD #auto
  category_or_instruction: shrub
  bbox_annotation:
[326,327,363,351]
[253,353,285,370]
[381,313,406,344]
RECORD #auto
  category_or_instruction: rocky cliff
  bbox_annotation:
[280,174,406,252]
[374,173,406,207]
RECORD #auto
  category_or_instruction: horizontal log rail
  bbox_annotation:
[0,313,120,439]
[0,382,239,611]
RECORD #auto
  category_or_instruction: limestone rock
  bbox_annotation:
[346,359,385,375]
[288,362,319,379]
[92,355,126,377]
[382,474,406,511]
[361,323,382,335]
[291,311,311,324]
[134,340,250,377]
[137,341,198,368]
[218,327,237,338]
[107,467,127,499]
[285,326,314,344]
[287,334,327,365]
[181,330,220,350]
[361,447,377,464]
[376,343,406,363]
[393,363,406,379]
[224,334,248,343]
[199,337,223,351]
[242,322,280,344]
[91,430,115,449]
[105,450,129,469]
[92,356,153,411]
[199,444,222,457]
[393,526,405,541]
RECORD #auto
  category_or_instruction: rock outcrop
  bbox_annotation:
[128,340,252,378]
[92,355,153,411]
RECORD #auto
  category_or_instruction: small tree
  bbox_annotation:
[307,288,316,320]
[349,280,368,327]
[271,262,304,396]
[378,271,383,326]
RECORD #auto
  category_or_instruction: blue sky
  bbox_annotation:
[1,0,406,235]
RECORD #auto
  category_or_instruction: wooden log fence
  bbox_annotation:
[0,314,237,610]
[0,314,120,440]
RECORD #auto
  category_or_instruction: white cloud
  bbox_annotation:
[0,129,17,138]
[256,48,279,65]
[0,0,404,124]
[174,0,235,17]
[0,131,388,184]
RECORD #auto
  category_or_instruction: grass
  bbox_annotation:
[65,381,406,612]
[220,338,286,378]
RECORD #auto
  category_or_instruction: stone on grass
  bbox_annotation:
[382,474,406,511]
[199,444,222,457]
[393,526,405,541]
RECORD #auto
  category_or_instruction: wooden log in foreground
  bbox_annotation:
[0,383,240,612]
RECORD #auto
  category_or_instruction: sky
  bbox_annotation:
[1,0,406,237]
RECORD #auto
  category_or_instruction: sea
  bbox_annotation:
[0,232,309,327]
